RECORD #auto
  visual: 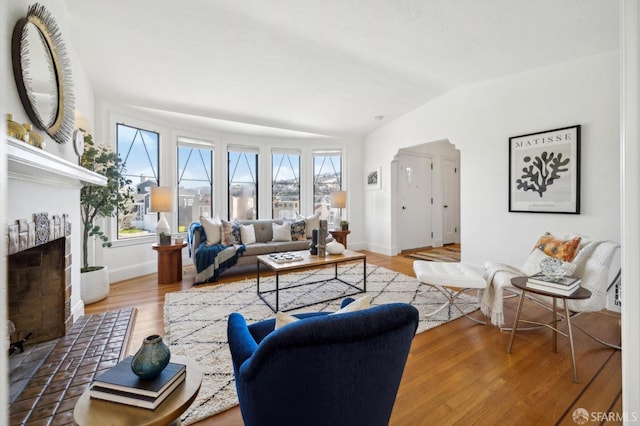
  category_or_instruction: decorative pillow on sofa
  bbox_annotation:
[221,220,242,246]
[200,214,222,246]
[532,232,581,262]
[272,221,292,242]
[240,224,256,245]
[296,212,320,239]
[290,220,307,241]
[274,295,372,330]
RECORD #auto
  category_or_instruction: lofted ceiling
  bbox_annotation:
[63,0,619,139]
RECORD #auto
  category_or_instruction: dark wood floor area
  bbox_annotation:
[85,251,622,425]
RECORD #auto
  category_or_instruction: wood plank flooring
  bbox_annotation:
[85,251,622,426]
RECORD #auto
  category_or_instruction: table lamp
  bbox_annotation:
[330,191,346,230]
[150,186,175,241]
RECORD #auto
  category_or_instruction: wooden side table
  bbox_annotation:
[507,276,591,383]
[329,230,351,249]
[73,355,202,426]
[152,243,187,284]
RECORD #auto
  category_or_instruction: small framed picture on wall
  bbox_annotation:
[366,167,381,190]
[509,125,580,214]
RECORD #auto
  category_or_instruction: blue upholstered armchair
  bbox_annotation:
[227,299,419,426]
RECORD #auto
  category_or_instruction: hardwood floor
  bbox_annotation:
[85,251,622,425]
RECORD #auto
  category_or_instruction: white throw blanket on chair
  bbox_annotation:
[480,237,619,327]
[480,263,522,327]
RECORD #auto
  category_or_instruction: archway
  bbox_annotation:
[391,139,460,254]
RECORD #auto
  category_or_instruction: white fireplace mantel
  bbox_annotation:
[7,137,107,188]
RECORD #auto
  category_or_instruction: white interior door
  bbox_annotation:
[397,155,432,251]
[442,158,460,244]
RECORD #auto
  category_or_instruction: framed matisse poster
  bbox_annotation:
[509,125,580,214]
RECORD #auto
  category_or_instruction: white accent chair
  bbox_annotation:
[482,236,621,349]
[413,261,487,325]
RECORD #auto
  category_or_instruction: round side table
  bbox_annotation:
[507,276,591,383]
[329,230,351,249]
[73,355,202,426]
[152,243,187,284]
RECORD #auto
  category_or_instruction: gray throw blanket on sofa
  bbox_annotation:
[189,223,246,284]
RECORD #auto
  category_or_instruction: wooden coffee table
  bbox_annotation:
[257,250,367,312]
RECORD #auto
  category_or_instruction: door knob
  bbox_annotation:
[401,206,406,210]
[444,205,448,208]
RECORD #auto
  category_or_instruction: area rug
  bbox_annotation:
[164,263,478,425]
[404,244,461,262]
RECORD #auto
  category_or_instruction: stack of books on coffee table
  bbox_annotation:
[90,356,186,409]
[526,272,582,296]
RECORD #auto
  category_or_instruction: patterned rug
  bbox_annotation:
[404,244,461,262]
[164,263,478,425]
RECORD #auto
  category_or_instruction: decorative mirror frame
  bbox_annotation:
[11,3,75,144]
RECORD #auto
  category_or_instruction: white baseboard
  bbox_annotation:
[71,299,85,321]
[361,242,395,256]
[108,260,157,283]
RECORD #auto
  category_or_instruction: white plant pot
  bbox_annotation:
[80,266,110,304]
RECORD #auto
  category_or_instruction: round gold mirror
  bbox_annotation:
[11,3,75,144]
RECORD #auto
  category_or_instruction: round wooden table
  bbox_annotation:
[73,355,202,426]
[329,230,350,249]
[152,243,187,284]
[507,276,591,383]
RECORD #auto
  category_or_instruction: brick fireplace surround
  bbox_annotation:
[7,214,72,346]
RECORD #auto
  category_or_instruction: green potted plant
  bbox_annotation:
[340,220,349,231]
[80,132,134,304]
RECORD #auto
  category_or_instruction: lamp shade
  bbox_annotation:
[331,191,347,209]
[150,187,175,213]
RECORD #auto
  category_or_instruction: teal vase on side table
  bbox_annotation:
[131,334,171,379]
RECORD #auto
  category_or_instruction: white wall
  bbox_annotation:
[365,51,621,268]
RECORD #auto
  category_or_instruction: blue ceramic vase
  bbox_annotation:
[131,334,171,379]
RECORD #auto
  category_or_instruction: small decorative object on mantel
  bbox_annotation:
[23,123,44,148]
[131,334,171,379]
[159,232,171,246]
[6,113,28,142]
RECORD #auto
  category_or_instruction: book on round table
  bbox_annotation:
[90,370,186,410]
[526,281,581,296]
[527,273,581,290]
[91,356,186,398]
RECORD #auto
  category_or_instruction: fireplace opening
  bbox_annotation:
[7,236,72,347]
